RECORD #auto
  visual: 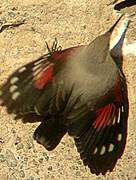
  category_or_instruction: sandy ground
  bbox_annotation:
[0,0,136,180]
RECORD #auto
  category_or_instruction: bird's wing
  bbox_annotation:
[0,46,79,116]
[67,80,128,175]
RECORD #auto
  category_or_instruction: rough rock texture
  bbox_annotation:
[0,0,136,179]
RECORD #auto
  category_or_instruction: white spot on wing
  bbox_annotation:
[33,61,50,72]
[32,62,50,77]
[10,77,19,84]
[117,108,121,123]
[9,85,18,93]
[93,147,98,154]
[121,106,124,112]
[108,143,114,152]
[33,63,53,80]
[34,58,45,66]
[112,116,116,125]
[100,146,106,155]
[18,67,26,73]
[117,133,122,141]
[12,92,20,100]
[32,63,43,72]
[34,61,41,66]
[34,106,41,115]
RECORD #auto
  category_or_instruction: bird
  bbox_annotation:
[0,14,130,175]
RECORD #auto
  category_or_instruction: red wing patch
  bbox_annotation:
[33,63,54,90]
[0,45,79,115]
[92,104,116,131]
[74,101,128,175]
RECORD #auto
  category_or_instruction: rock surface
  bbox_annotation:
[0,0,136,179]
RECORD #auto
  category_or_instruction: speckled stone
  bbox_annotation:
[5,149,17,167]
[0,1,136,180]
[0,154,6,162]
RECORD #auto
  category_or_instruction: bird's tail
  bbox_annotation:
[33,118,67,150]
